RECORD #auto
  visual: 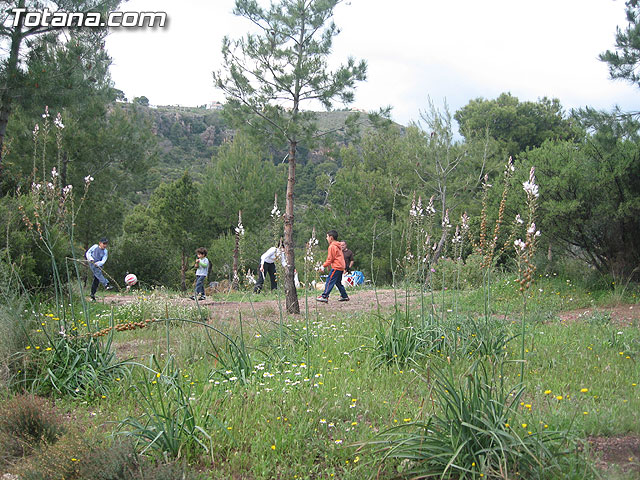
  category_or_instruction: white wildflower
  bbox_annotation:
[62,185,73,196]
[84,175,94,184]
[523,167,539,198]
[51,167,58,178]
[426,195,436,215]
[442,209,450,228]
[514,239,526,251]
[42,106,50,119]
[54,112,64,129]
[515,214,523,224]
[461,212,469,232]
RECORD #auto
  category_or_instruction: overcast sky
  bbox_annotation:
[105,0,639,126]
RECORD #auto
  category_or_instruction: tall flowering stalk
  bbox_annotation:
[232,211,245,290]
[515,166,540,381]
[19,108,90,327]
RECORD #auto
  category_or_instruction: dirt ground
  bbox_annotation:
[100,288,640,473]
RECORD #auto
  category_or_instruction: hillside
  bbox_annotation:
[122,102,404,188]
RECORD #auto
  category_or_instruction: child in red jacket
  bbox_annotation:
[316,230,349,303]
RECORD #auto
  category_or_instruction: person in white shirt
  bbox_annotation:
[254,240,286,293]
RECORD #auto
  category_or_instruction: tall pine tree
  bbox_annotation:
[213,0,367,314]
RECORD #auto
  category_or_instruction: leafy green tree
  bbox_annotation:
[600,0,640,90]
[108,204,176,288]
[454,93,576,158]
[150,172,204,291]
[200,132,284,235]
[213,0,367,313]
[522,110,640,280]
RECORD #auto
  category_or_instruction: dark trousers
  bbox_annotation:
[321,268,348,299]
[195,275,206,296]
[254,262,277,292]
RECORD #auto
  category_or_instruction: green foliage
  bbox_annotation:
[366,359,592,479]
[23,333,130,399]
[600,0,640,89]
[0,252,32,383]
[372,311,422,368]
[200,133,285,234]
[151,171,204,290]
[118,354,225,461]
[522,111,640,280]
[0,394,65,463]
[430,254,486,290]
[108,204,177,288]
[454,93,578,158]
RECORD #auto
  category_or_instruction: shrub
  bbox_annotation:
[372,311,424,368]
[364,359,594,479]
[431,254,486,290]
[0,394,65,464]
[11,431,203,480]
[0,255,31,385]
[23,333,130,399]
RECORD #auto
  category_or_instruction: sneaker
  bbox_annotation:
[90,294,96,301]
[316,296,328,303]
[338,297,350,302]
[189,295,196,300]
[198,295,206,301]
[105,285,114,291]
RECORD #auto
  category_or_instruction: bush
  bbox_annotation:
[0,254,31,385]
[0,394,65,464]
[364,359,595,479]
[431,253,486,290]
[11,431,204,480]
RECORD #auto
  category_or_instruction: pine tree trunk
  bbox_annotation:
[284,140,300,314]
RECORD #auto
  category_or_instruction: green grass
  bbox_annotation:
[2,274,639,479]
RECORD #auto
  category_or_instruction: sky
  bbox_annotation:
[105,0,640,127]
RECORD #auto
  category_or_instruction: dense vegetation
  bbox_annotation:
[2,0,640,478]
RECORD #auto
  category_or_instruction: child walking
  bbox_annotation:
[316,230,349,303]
[191,247,209,301]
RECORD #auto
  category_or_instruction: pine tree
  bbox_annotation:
[213,0,366,314]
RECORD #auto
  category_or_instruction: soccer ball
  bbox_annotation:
[124,273,138,286]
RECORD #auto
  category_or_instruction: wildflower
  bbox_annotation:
[556,395,563,400]
[54,112,64,129]
[33,124,39,137]
[521,423,527,428]
[580,388,588,393]
[271,444,276,450]
[523,167,539,198]
[442,209,451,228]
[426,195,436,215]
[544,390,552,395]
[42,106,50,118]
[51,167,58,178]
[62,185,73,196]
[514,239,526,251]
[334,439,342,444]
[515,214,523,224]
[84,175,94,184]
[461,212,469,232]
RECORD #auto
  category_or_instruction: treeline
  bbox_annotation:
[2,92,639,292]
[0,0,638,292]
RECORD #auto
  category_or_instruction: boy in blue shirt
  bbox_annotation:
[85,237,113,301]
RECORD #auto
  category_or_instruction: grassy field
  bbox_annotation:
[1,273,639,479]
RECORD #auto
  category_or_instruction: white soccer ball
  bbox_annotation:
[124,273,138,286]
